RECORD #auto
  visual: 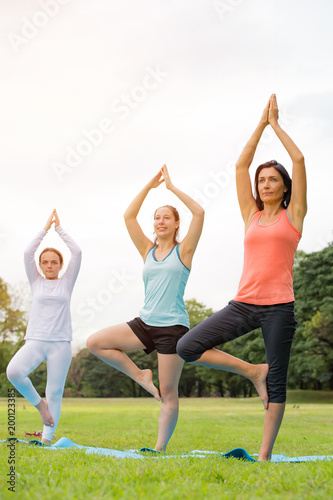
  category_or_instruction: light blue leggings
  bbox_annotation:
[7,340,72,441]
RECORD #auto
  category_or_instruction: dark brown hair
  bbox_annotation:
[153,205,180,245]
[254,160,292,211]
[39,248,64,265]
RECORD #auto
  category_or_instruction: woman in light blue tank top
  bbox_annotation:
[87,165,204,451]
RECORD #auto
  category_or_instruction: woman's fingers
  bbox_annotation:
[161,164,172,186]
[44,209,57,230]
[54,209,60,227]
[268,94,279,122]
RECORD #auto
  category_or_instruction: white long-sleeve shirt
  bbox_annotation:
[24,226,82,341]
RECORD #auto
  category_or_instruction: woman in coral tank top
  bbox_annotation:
[177,94,307,461]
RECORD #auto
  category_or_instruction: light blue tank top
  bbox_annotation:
[139,245,190,328]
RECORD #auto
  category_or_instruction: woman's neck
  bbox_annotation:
[262,202,283,219]
[156,240,175,252]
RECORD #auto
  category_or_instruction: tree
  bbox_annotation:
[185,299,214,327]
[290,297,333,390]
[178,300,215,397]
[0,277,27,396]
[74,349,159,398]
[293,245,333,323]
[0,278,26,344]
[64,348,89,396]
[65,241,333,399]
[70,299,215,398]
[290,244,333,390]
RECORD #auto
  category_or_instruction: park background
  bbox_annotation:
[1,0,332,397]
[1,2,333,499]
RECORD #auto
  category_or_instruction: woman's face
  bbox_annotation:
[258,167,287,206]
[40,251,63,280]
[154,207,179,241]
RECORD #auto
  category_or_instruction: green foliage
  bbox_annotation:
[80,349,159,398]
[27,362,47,396]
[77,300,218,398]
[179,300,215,397]
[3,240,333,401]
[291,297,333,390]
[0,278,27,396]
[185,299,214,328]
[293,244,333,322]
[290,244,333,390]
[0,278,26,344]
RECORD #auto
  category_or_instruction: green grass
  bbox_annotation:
[1,392,333,499]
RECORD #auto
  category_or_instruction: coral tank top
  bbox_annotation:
[234,210,301,305]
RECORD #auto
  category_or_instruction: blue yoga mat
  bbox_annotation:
[3,438,333,463]
[183,449,333,463]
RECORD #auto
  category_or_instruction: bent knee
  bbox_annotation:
[86,336,98,354]
[176,338,201,363]
[6,363,22,384]
[175,337,189,360]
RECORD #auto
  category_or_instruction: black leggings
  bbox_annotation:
[176,300,296,403]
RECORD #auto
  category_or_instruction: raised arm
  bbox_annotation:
[124,171,164,260]
[24,229,47,285]
[54,210,82,286]
[235,98,270,227]
[23,210,57,284]
[162,165,204,269]
[268,94,307,233]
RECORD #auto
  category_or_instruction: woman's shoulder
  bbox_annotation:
[143,245,156,262]
[244,210,261,232]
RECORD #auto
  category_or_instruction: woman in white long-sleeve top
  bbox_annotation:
[7,209,82,444]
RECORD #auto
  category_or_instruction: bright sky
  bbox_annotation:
[1,0,332,351]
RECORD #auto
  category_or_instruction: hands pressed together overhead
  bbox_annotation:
[261,93,279,127]
[44,209,60,231]
[147,164,174,191]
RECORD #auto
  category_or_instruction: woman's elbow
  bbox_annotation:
[196,206,205,218]
[295,153,305,164]
[123,211,132,222]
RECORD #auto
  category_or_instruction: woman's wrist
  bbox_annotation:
[270,119,280,130]
[258,119,268,130]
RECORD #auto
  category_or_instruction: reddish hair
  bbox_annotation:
[153,205,180,245]
[39,248,64,265]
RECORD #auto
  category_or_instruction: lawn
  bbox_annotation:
[1,392,332,499]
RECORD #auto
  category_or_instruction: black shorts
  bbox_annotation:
[127,317,189,355]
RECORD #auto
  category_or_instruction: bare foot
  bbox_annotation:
[249,364,269,409]
[258,453,271,462]
[154,444,166,452]
[41,438,52,445]
[137,369,161,401]
[36,399,54,426]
